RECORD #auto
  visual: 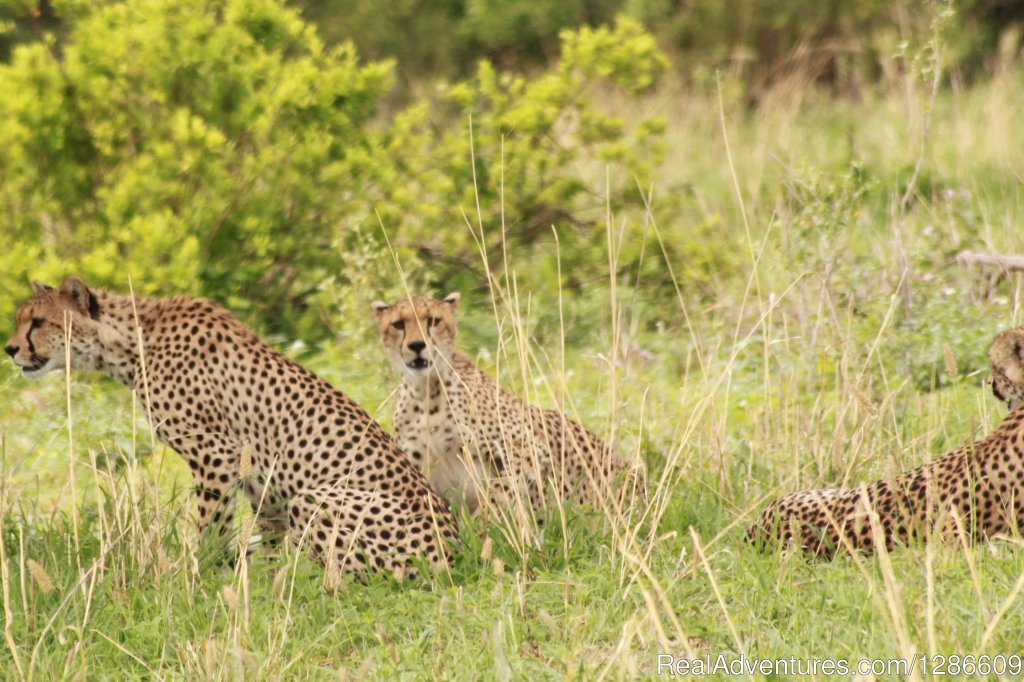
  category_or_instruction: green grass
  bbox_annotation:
[4,71,1024,679]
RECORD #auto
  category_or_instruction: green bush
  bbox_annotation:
[0,0,678,339]
[0,0,393,337]
[370,16,671,295]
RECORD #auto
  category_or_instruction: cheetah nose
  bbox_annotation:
[4,344,16,358]
[407,340,426,353]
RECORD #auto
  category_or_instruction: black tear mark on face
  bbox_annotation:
[993,379,1006,404]
[25,317,40,356]
[23,316,53,369]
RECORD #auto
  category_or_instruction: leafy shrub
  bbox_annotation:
[369,16,671,295]
[0,1,681,339]
[0,0,392,337]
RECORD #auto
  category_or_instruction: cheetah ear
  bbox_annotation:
[31,280,54,297]
[60,276,99,319]
[990,330,1024,384]
[442,292,461,309]
[371,301,390,318]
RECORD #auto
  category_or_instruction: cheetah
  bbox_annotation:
[747,328,1024,557]
[371,292,625,517]
[5,277,457,576]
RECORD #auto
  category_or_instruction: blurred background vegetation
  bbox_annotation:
[0,0,1022,366]
[7,0,1020,90]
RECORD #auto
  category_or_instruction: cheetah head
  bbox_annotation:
[371,293,460,380]
[5,277,103,379]
[989,328,1024,411]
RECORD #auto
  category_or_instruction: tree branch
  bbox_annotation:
[954,250,1024,272]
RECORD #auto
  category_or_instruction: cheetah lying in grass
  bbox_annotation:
[5,277,456,577]
[747,328,1024,557]
[371,292,627,517]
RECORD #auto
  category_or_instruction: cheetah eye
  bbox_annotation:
[391,320,405,331]
[427,317,441,328]
[30,317,44,329]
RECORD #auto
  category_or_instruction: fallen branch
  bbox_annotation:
[954,250,1024,272]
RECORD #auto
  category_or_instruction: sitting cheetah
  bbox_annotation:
[371,292,624,516]
[747,328,1024,557]
[5,277,457,576]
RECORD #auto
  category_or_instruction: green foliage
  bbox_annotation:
[7,1,1024,97]
[290,0,622,82]
[0,1,674,338]
[0,0,393,336]
[288,0,466,82]
[627,0,898,91]
[373,16,671,294]
[462,0,622,67]
[778,161,879,272]
[882,294,1006,392]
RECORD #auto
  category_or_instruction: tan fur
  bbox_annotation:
[748,328,1024,557]
[5,278,457,576]
[989,328,1024,409]
[372,293,629,517]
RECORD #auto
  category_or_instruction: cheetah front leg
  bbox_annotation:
[168,436,242,564]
